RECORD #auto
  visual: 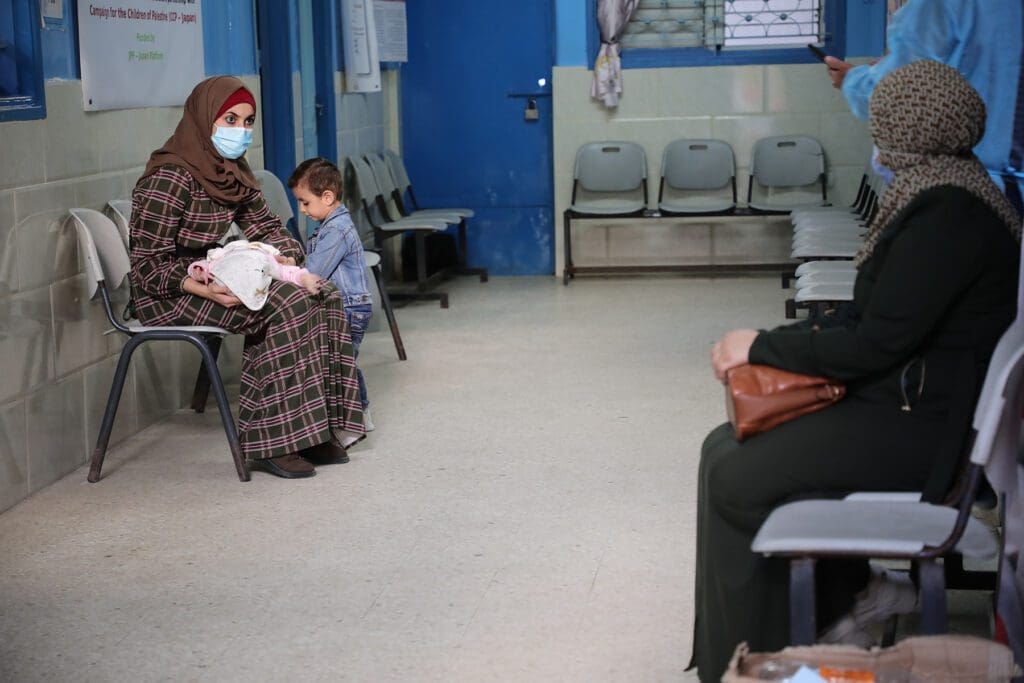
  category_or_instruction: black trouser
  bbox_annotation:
[690,400,943,682]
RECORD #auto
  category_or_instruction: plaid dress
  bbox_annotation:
[130,164,364,460]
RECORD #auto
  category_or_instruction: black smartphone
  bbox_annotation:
[807,43,828,62]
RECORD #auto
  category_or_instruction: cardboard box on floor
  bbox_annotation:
[723,635,1021,682]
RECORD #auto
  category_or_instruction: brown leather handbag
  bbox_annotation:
[725,364,845,441]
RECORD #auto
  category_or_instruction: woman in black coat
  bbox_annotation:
[691,60,1022,682]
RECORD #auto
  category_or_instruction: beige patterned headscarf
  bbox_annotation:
[856,60,1022,265]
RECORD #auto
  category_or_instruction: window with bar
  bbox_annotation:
[0,0,46,122]
[622,0,824,51]
[611,0,842,68]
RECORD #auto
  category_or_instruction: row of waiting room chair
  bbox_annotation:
[344,150,488,310]
[563,136,827,284]
[568,135,827,219]
[783,165,887,318]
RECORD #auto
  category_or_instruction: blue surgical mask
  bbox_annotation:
[211,125,253,159]
[870,146,895,186]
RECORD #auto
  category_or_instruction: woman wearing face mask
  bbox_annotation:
[690,61,1021,681]
[129,76,365,479]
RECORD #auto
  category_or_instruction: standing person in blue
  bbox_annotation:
[823,0,1024,214]
[289,158,375,431]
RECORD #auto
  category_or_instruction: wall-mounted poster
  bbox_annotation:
[374,0,407,63]
[77,0,204,111]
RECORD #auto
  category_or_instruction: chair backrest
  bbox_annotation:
[254,168,299,240]
[365,153,399,197]
[365,153,404,219]
[254,169,295,224]
[573,141,647,192]
[969,321,1024,468]
[750,135,825,188]
[104,199,132,247]
[346,156,388,227]
[67,208,131,300]
[383,149,412,195]
[662,139,734,191]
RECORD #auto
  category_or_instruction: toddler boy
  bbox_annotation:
[289,157,375,430]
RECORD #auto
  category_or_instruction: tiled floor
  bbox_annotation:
[0,276,993,682]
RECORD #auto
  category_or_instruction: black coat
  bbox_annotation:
[751,185,1019,500]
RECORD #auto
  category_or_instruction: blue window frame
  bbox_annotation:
[0,0,46,121]
[587,0,846,69]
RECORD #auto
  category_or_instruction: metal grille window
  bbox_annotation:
[0,0,46,121]
[620,0,824,51]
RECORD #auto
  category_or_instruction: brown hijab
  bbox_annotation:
[856,60,1022,265]
[141,76,259,206]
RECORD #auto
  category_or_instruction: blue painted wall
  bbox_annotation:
[552,0,886,67]
[40,0,258,81]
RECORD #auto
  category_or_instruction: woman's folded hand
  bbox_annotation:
[711,329,759,384]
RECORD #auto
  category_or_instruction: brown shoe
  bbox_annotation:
[250,453,316,478]
[301,441,350,465]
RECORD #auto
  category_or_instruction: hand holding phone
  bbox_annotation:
[807,44,828,62]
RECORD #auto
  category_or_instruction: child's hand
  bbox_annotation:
[275,254,297,267]
[300,272,324,295]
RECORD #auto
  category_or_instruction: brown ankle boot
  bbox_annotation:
[251,453,316,478]
[301,441,350,465]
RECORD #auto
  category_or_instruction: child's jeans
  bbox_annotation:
[345,303,373,408]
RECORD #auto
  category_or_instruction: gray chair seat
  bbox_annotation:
[752,499,999,558]
[794,282,854,302]
[794,270,857,289]
[659,197,735,214]
[749,199,828,213]
[792,242,860,259]
[569,198,647,215]
[795,260,855,276]
[412,207,475,219]
[122,320,229,335]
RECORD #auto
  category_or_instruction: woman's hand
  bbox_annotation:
[824,56,853,89]
[207,283,243,308]
[711,329,759,384]
[183,276,242,308]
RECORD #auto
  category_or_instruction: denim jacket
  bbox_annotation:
[304,205,373,308]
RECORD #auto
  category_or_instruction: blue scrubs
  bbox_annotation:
[842,0,1023,196]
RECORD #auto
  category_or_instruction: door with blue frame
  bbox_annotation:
[400,1,555,276]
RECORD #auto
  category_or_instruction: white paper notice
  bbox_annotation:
[374,0,407,63]
[341,0,381,91]
[77,0,204,111]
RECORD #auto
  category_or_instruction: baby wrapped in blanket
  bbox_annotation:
[187,240,323,310]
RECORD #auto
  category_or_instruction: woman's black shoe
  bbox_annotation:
[301,441,350,465]
[250,453,316,478]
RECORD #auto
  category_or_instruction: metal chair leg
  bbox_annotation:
[563,211,573,285]
[190,338,249,482]
[372,263,407,361]
[189,335,223,413]
[918,559,948,634]
[789,557,817,645]
[88,335,144,483]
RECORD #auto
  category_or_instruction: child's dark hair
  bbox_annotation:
[288,157,343,198]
